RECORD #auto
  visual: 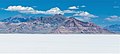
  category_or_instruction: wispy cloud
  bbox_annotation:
[63,10,80,13]
[105,15,120,21]
[113,6,120,8]
[68,6,79,9]
[0,8,4,10]
[73,11,98,18]
[73,11,98,21]
[80,5,86,8]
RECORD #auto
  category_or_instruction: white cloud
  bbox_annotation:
[80,5,86,8]
[5,6,63,14]
[73,11,98,22]
[63,10,80,13]
[32,7,64,15]
[105,15,120,21]
[68,6,79,9]
[5,6,34,11]
[5,6,41,14]
[73,11,98,18]
[45,7,63,14]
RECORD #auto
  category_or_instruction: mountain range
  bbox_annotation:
[0,14,112,34]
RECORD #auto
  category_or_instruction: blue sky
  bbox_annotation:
[0,0,120,27]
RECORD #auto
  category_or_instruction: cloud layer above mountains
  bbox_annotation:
[4,5,98,21]
[5,6,92,15]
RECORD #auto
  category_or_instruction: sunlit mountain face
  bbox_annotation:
[0,0,119,34]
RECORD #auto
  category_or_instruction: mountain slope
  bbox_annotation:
[52,17,111,34]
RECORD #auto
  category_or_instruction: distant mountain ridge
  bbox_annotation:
[1,15,36,23]
[104,24,120,33]
[0,14,112,34]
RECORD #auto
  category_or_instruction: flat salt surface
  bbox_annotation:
[0,34,119,54]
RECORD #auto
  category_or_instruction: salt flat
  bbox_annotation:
[0,34,119,54]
